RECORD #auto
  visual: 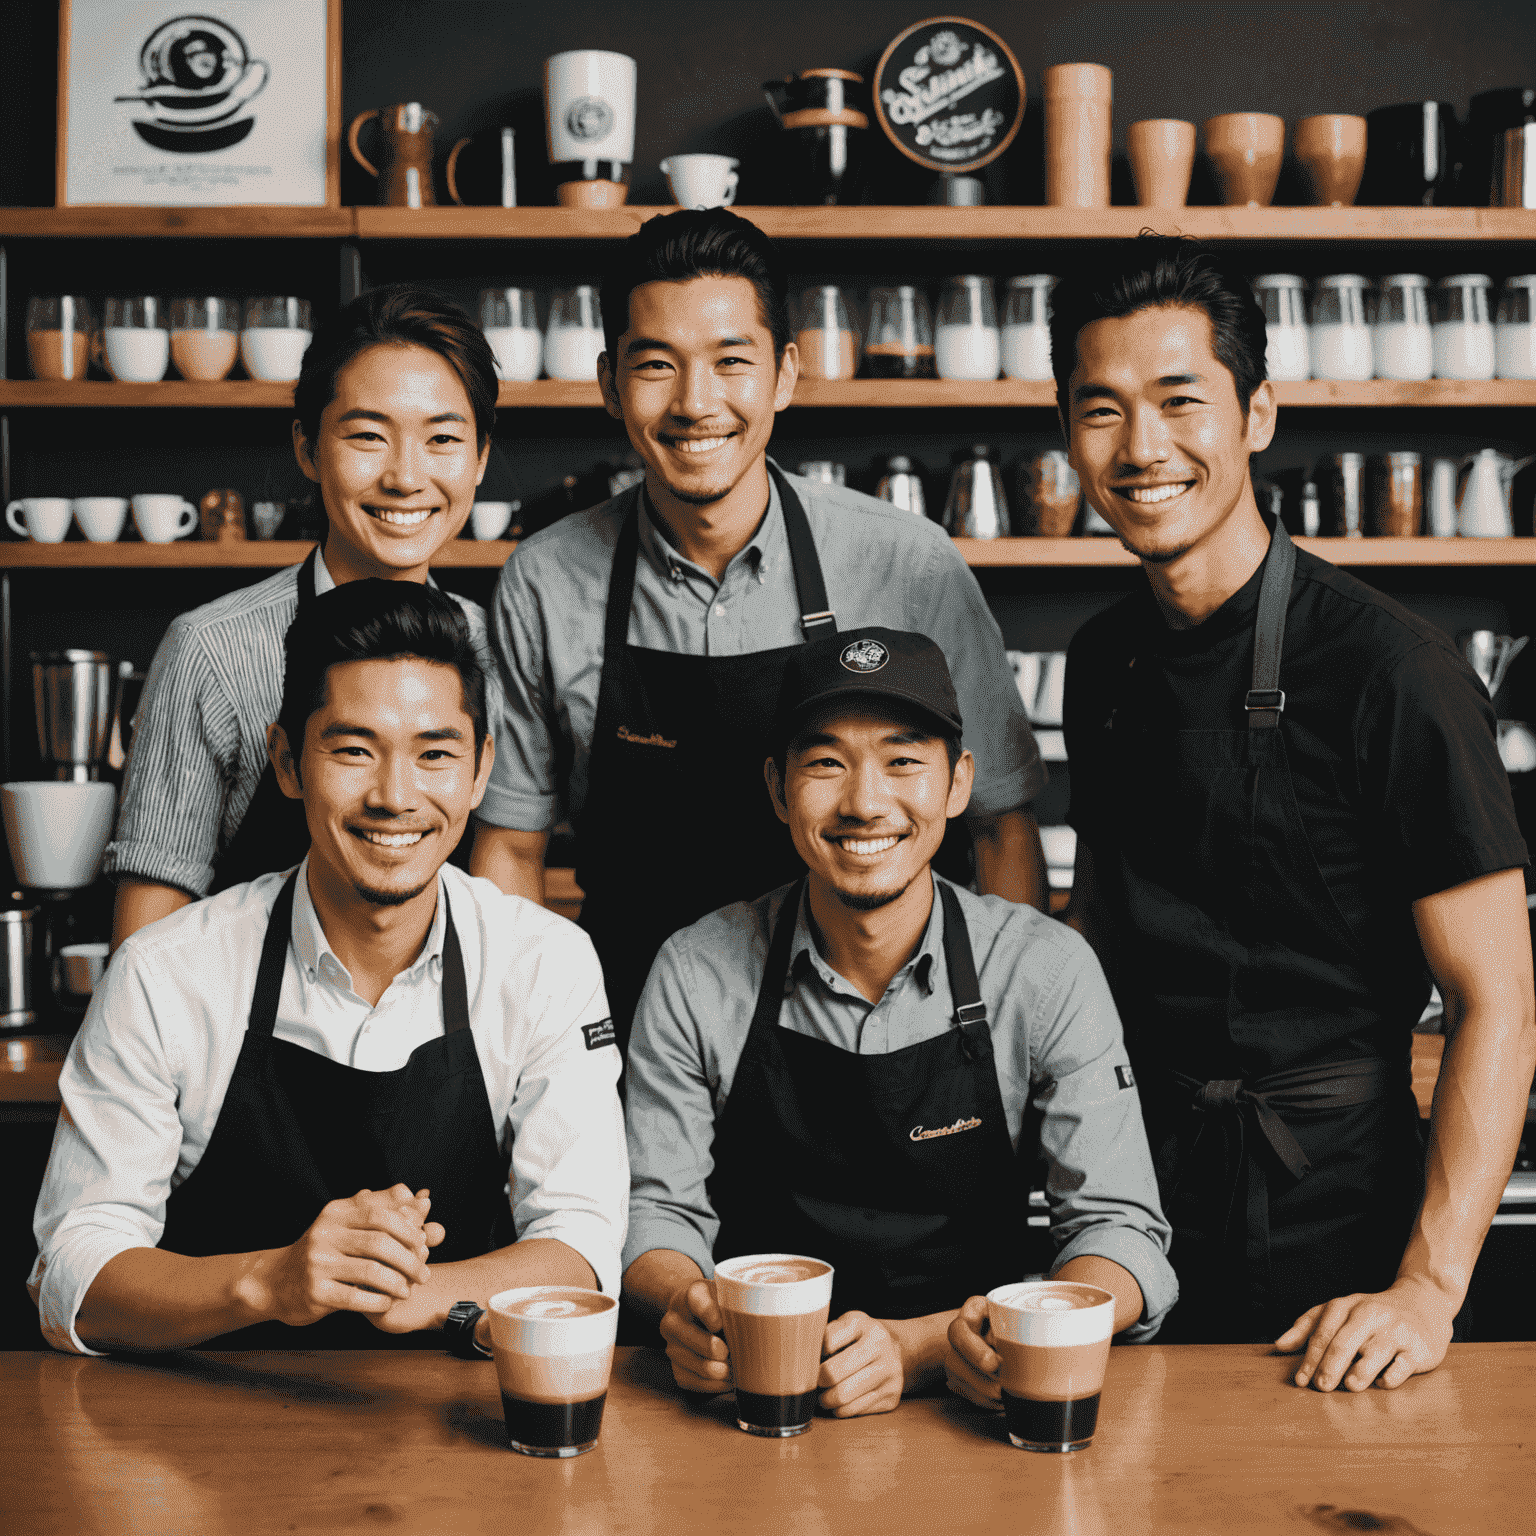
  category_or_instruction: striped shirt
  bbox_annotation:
[103,550,493,897]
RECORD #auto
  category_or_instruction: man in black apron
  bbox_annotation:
[472,209,1048,1053]
[31,582,626,1355]
[1052,240,1535,1390]
[621,629,1175,1417]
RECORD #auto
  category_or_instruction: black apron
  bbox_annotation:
[708,878,1026,1321]
[576,466,836,1052]
[209,549,320,895]
[158,868,512,1348]
[1099,518,1424,1342]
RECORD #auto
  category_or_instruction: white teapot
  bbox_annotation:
[1457,448,1535,538]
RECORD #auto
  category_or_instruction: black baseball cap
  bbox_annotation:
[775,628,963,749]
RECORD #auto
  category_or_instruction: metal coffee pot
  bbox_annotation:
[1462,631,1529,702]
[942,445,1010,539]
[875,455,926,516]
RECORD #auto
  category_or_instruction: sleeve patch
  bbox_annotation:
[1114,1064,1136,1090]
[582,1018,617,1051]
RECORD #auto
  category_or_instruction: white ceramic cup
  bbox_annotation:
[471,501,517,540]
[1,781,116,890]
[545,50,637,165]
[71,497,129,543]
[6,497,72,543]
[662,154,739,208]
[132,494,198,543]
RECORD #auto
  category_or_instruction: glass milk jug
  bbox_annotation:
[1309,274,1374,381]
[1372,274,1433,381]
[1252,274,1310,381]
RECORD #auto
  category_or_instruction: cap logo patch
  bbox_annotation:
[841,639,889,673]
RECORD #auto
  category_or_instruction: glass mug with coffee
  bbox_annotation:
[488,1285,618,1458]
[985,1279,1116,1453]
[27,297,94,382]
[171,297,239,382]
[713,1253,834,1438]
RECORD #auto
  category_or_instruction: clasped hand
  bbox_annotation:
[241,1184,445,1330]
[659,1280,914,1417]
[1274,1275,1457,1392]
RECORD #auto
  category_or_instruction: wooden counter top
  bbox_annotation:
[0,1343,1527,1535]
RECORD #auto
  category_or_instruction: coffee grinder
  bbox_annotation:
[1,651,126,1022]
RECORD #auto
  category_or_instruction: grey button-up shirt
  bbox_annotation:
[624,874,1177,1340]
[479,464,1044,832]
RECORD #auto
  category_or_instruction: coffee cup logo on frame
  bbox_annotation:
[60,0,332,207]
[116,16,270,153]
[872,17,1025,175]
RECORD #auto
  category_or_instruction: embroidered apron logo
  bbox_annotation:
[909,1116,982,1142]
[841,639,889,673]
[582,1018,617,1051]
[617,725,677,748]
[1115,1064,1136,1090]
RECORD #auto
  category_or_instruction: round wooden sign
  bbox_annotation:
[872,17,1025,175]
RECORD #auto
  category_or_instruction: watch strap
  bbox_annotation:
[445,1300,491,1359]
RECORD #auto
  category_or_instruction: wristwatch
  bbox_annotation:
[445,1301,492,1359]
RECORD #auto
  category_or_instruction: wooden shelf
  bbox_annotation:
[6,378,1533,409]
[6,205,1536,243]
[0,206,353,239]
[5,536,1536,570]
[0,539,516,568]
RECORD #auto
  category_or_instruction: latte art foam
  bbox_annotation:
[1011,1284,1104,1314]
[735,1259,828,1286]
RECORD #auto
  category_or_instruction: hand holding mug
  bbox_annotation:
[944,1294,1003,1407]
[658,1276,733,1393]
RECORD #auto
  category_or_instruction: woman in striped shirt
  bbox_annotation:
[106,285,499,944]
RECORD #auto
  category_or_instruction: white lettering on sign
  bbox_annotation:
[882,46,1006,128]
[909,1116,982,1142]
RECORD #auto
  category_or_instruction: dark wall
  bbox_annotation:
[4,1,1535,207]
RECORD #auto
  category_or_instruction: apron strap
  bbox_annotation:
[248,869,472,1038]
[1170,1055,1400,1312]
[1245,517,1295,730]
[749,879,806,1038]
[593,485,647,742]
[766,463,836,636]
[249,871,301,1038]
[936,880,986,1064]
[296,545,321,614]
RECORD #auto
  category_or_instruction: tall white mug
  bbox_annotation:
[545,51,637,167]
[6,497,72,543]
[662,154,739,208]
[132,495,198,543]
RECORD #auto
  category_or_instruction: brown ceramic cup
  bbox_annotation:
[1204,113,1285,207]
[1127,119,1196,208]
[1295,114,1368,207]
[556,178,629,209]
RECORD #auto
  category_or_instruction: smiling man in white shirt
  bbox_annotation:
[30,580,626,1357]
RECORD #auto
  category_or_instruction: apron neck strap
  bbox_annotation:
[296,545,321,613]
[766,462,836,637]
[248,869,471,1038]
[935,880,987,1029]
[750,877,986,1039]
[1245,517,1295,731]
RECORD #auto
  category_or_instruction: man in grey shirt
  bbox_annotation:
[623,627,1174,1420]
[471,208,1045,1048]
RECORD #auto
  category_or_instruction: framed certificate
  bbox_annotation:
[57,0,341,206]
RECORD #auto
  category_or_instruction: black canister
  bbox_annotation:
[763,69,868,205]
[1361,102,1461,206]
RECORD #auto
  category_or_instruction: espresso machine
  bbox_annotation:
[0,651,128,1025]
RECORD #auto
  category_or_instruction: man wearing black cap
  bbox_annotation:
[620,629,1176,1418]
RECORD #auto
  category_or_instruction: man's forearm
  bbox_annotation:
[972,807,1048,910]
[468,823,548,904]
[381,1238,598,1334]
[623,1247,706,1321]
[1399,998,1536,1305]
[77,1245,277,1352]
[111,878,193,953]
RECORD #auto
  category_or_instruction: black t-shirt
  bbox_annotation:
[1066,545,1528,1056]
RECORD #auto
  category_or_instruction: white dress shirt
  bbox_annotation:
[30,859,627,1355]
